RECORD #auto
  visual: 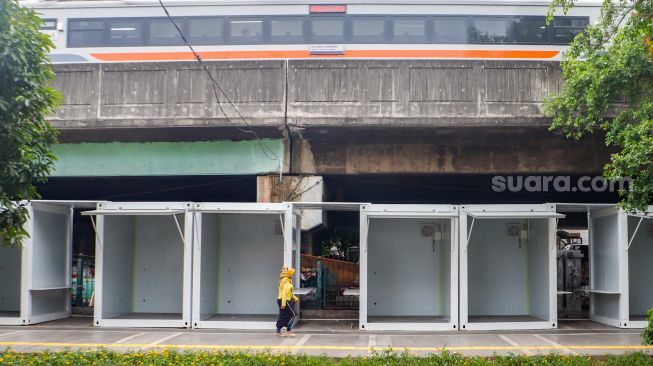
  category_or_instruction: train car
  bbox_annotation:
[22,0,602,63]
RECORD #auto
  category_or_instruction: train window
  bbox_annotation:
[270,17,304,43]
[66,14,589,48]
[229,18,263,44]
[108,19,144,46]
[432,16,468,43]
[392,17,427,43]
[149,19,184,45]
[40,18,57,30]
[310,17,345,43]
[514,16,548,43]
[68,19,105,47]
[552,17,588,44]
[188,17,223,45]
[351,17,386,43]
[470,16,512,43]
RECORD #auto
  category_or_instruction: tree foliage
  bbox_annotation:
[0,0,59,247]
[544,0,653,212]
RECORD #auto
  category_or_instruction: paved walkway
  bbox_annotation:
[0,318,651,357]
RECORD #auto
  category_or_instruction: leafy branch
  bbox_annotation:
[0,0,60,247]
[544,0,653,212]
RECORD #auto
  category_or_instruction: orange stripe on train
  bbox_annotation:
[90,49,560,61]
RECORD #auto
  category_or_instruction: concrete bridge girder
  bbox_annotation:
[51,60,560,130]
[49,60,610,177]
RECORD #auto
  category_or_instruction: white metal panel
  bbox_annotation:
[362,204,458,214]
[32,200,107,209]
[591,294,622,327]
[0,245,21,317]
[195,320,277,330]
[24,200,103,325]
[133,216,184,313]
[292,212,301,326]
[0,317,23,326]
[468,212,565,219]
[194,202,291,214]
[195,213,217,323]
[459,212,469,330]
[367,218,450,317]
[627,212,653,327]
[31,209,69,289]
[100,215,134,319]
[217,214,284,315]
[591,213,620,292]
[464,321,552,331]
[82,209,185,216]
[528,218,552,323]
[628,320,649,329]
[98,318,187,328]
[366,212,458,219]
[31,291,69,319]
[551,203,616,213]
[465,204,556,213]
[22,202,74,324]
[363,322,454,331]
[290,202,367,211]
[360,211,369,330]
[468,219,529,316]
[588,207,625,328]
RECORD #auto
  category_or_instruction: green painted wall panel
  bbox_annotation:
[51,140,285,177]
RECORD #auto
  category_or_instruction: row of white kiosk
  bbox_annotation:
[0,201,651,331]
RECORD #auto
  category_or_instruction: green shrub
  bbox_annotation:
[644,308,653,345]
[0,350,652,366]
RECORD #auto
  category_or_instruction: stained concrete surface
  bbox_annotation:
[0,318,651,357]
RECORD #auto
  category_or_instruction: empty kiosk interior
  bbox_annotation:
[460,204,563,330]
[0,201,87,325]
[83,202,193,328]
[192,203,291,329]
[359,204,459,331]
[588,206,653,328]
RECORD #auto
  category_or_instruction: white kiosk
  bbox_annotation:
[83,202,193,328]
[0,201,97,325]
[587,205,653,328]
[191,202,292,329]
[460,204,562,330]
[360,204,459,331]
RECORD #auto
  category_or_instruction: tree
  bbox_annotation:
[544,0,653,212]
[0,0,59,247]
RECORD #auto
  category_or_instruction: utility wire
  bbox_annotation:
[101,176,253,200]
[156,0,286,166]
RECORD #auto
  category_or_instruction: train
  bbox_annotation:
[23,0,603,63]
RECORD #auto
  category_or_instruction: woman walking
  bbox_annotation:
[276,266,299,337]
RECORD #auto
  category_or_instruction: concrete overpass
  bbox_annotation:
[49,59,610,181]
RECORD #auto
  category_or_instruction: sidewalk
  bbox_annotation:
[0,318,651,357]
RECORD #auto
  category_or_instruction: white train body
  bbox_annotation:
[22,0,603,62]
